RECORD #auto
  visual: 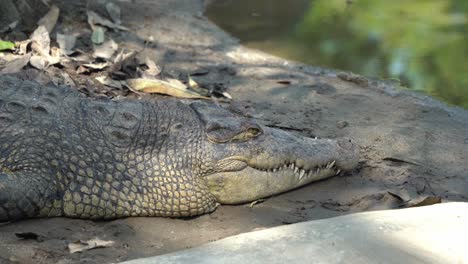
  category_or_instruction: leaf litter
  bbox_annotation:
[68,238,115,253]
[0,2,231,100]
[127,78,210,99]
[56,33,77,55]
[87,10,128,31]
[0,54,31,74]
[106,2,122,25]
[0,40,15,51]
[37,5,60,33]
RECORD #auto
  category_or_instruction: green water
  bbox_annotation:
[206,0,468,108]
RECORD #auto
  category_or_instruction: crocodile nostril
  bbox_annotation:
[337,138,355,150]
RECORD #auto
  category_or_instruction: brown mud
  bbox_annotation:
[0,0,467,263]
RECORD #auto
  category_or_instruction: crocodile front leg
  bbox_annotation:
[0,170,62,221]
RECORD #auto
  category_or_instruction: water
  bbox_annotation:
[206,0,468,108]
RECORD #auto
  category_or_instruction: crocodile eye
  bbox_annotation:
[231,127,262,142]
[206,125,263,143]
[245,127,262,137]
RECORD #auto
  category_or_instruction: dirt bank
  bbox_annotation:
[0,0,467,263]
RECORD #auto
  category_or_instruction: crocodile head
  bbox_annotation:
[191,102,359,204]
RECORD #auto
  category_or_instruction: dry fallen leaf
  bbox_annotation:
[93,38,118,59]
[96,75,123,89]
[30,25,50,56]
[57,33,77,55]
[127,78,209,99]
[408,196,442,208]
[186,75,232,99]
[67,50,93,63]
[29,48,61,70]
[37,5,60,33]
[188,75,199,88]
[0,54,31,74]
[18,40,32,55]
[186,75,212,97]
[50,46,60,57]
[29,28,60,70]
[68,238,114,253]
[82,62,109,70]
[112,50,137,72]
[76,65,88,74]
[30,55,49,70]
[60,71,76,86]
[87,10,128,31]
[106,2,122,25]
[221,91,232,99]
[166,78,191,90]
[142,57,161,77]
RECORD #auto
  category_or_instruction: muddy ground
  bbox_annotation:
[0,0,467,263]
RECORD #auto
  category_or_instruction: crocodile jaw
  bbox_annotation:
[205,161,341,204]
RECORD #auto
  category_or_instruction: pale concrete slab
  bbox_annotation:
[122,203,468,264]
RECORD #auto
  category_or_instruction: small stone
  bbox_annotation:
[336,121,349,129]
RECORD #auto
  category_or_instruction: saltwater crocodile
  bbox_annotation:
[0,75,359,221]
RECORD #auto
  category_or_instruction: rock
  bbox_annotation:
[336,120,349,129]
[121,203,468,264]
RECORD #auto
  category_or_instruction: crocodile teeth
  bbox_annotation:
[273,168,277,172]
[316,168,320,174]
[299,169,305,180]
[294,167,298,173]
[336,169,341,175]
[329,160,336,168]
